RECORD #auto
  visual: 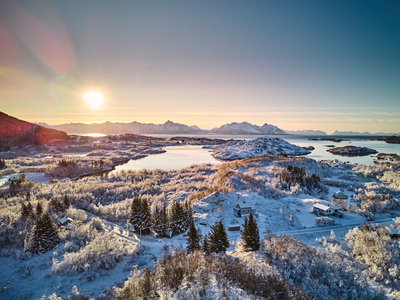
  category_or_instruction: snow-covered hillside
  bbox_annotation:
[212,136,311,160]
[210,121,286,135]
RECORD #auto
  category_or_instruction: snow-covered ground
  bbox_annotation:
[212,136,310,160]
[2,139,400,299]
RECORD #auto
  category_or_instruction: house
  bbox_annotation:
[333,189,348,199]
[330,205,344,218]
[59,217,74,229]
[312,204,334,216]
[233,203,256,218]
[228,224,241,231]
[389,228,400,239]
[9,174,19,182]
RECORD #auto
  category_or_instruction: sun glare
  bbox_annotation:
[83,91,104,108]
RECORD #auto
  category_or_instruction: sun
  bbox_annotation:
[83,91,104,108]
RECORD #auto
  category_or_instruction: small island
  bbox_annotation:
[327,146,378,157]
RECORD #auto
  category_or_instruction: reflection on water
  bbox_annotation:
[95,134,400,173]
[110,145,220,174]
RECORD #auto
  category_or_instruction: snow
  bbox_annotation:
[2,142,400,298]
[212,136,311,160]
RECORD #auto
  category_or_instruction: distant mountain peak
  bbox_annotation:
[211,121,285,135]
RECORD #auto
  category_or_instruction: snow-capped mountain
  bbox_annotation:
[41,120,207,135]
[212,136,311,160]
[210,122,286,135]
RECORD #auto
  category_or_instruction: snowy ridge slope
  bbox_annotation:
[212,136,311,160]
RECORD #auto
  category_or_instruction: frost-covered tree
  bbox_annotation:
[169,201,186,236]
[208,221,229,253]
[169,201,192,236]
[153,204,170,237]
[130,197,152,235]
[346,226,400,284]
[240,214,260,251]
[186,220,200,253]
[26,212,59,254]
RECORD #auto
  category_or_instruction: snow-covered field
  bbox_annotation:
[1,137,400,299]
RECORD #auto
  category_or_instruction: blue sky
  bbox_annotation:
[1,0,399,133]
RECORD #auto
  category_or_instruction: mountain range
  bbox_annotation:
[39,120,287,135]
[40,120,399,136]
[2,111,398,138]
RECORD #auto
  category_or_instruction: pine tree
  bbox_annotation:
[21,203,30,219]
[209,221,230,253]
[27,202,34,218]
[130,197,152,235]
[36,201,43,217]
[153,204,170,237]
[63,195,71,209]
[240,214,260,251]
[169,201,185,236]
[202,233,210,254]
[186,220,200,253]
[27,212,60,254]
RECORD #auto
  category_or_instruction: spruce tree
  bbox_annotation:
[130,197,152,235]
[209,221,230,253]
[63,195,71,209]
[21,203,30,219]
[27,202,34,218]
[36,201,43,217]
[27,212,60,254]
[202,233,210,254]
[169,201,185,236]
[153,204,170,237]
[186,220,200,253]
[240,214,260,251]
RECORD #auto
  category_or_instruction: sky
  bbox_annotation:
[0,0,399,134]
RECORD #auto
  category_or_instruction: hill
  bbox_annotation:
[0,112,67,147]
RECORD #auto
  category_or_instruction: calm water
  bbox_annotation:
[146,134,400,166]
[89,134,400,172]
[110,145,220,174]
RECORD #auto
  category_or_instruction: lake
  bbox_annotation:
[145,134,400,166]
[94,134,400,172]
[110,145,220,174]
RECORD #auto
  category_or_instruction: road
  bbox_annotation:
[277,218,394,236]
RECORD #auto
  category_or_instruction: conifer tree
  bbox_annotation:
[26,212,60,254]
[169,201,186,236]
[153,204,170,237]
[209,221,230,253]
[36,201,43,217]
[21,202,30,219]
[130,197,152,235]
[240,214,260,251]
[186,220,200,253]
[63,195,71,209]
[27,202,34,218]
[202,233,210,254]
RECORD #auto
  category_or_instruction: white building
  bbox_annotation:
[233,203,256,218]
